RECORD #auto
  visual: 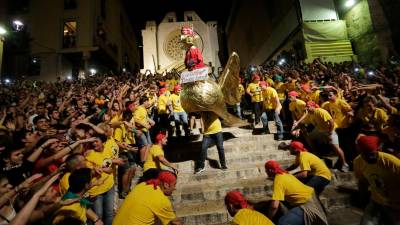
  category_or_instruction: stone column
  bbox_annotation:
[82,51,91,73]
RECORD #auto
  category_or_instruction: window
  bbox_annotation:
[64,0,77,9]
[187,16,193,21]
[63,21,77,48]
[168,18,174,22]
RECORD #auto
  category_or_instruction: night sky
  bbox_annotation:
[123,0,233,38]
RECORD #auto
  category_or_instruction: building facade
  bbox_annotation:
[2,0,139,81]
[141,11,221,73]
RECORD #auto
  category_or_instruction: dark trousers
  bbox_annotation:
[197,132,226,169]
[253,102,263,124]
[306,175,330,195]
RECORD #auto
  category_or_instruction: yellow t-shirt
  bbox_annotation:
[134,105,150,132]
[286,80,297,92]
[231,208,274,225]
[238,84,245,96]
[321,99,352,129]
[356,107,388,131]
[354,152,400,209]
[247,83,263,103]
[201,112,222,135]
[272,173,314,206]
[170,94,185,112]
[308,108,334,132]
[262,87,278,110]
[298,152,332,181]
[307,90,320,104]
[273,81,285,101]
[53,202,87,224]
[85,149,114,196]
[104,137,119,158]
[113,182,176,225]
[59,172,70,196]
[289,99,306,121]
[143,144,165,172]
[158,94,170,115]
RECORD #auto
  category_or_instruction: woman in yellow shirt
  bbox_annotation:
[287,141,331,195]
[224,191,274,225]
[142,133,178,181]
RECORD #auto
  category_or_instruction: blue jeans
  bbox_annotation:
[138,130,152,146]
[261,110,284,138]
[306,175,330,195]
[93,186,115,225]
[173,112,190,136]
[278,206,304,225]
[197,132,226,169]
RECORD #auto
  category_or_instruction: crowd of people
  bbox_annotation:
[0,56,399,225]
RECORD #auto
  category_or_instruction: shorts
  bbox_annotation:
[309,129,339,145]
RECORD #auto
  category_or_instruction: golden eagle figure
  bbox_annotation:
[180,52,248,127]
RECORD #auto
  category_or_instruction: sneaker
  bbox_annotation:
[221,165,228,170]
[340,164,350,172]
[194,167,205,174]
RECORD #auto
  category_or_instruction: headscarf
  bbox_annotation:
[290,141,307,153]
[159,88,167,96]
[288,91,299,97]
[357,136,380,153]
[252,75,260,81]
[259,81,267,88]
[306,101,320,108]
[155,133,166,143]
[265,160,287,174]
[146,171,177,190]
[173,85,181,93]
[225,191,248,209]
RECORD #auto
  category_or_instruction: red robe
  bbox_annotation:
[184,46,205,71]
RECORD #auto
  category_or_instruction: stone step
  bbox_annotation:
[173,150,292,173]
[175,185,355,225]
[173,171,356,206]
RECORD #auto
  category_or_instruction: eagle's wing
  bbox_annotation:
[218,52,241,105]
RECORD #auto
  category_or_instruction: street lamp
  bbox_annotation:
[345,0,356,8]
[89,68,97,76]
[12,20,24,31]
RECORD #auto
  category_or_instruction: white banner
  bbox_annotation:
[180,67,209,84]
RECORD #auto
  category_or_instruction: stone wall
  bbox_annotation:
[341,0,396,65]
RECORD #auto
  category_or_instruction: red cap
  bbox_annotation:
[181,25,194,36]
[306,101,319,108]
[225,191,248,209]
[288,91,299,97]
[146,171,177,189]
[173,85,181,92]
[357,136,380,153]
[290,141,307,153]
[159,88,167,95]
[155,132,166,143]
[259,81,267,88]
[252,75,260,81]
[265,160,287,174]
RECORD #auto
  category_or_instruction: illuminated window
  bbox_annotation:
[187,16,193,21]
[64,0,77,9]
[63,21,77,48]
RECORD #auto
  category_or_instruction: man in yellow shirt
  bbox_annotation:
[354,135,400,225]
[143,133,178,179]
[195,112,227,174]
[287,141,331,195]
[288,91,307,123]
[113,171,182,225]
[321,90,353,129]
[134,96,154,163]
[235,79,245,119]
[304,101,349,172]
[260,82,283,140]
[356,95,388,132]
[265,160,328,225]
[169,85,190,137]
[246,75,263,127]
[54,168,102,225]
[59,153,87,195]
[224,190,274,225]
[85,134,123,225]
[157,88,171,134]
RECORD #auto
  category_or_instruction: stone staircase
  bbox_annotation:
[165,123,362,225]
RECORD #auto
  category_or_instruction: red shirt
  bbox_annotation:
[184,46,205,71]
